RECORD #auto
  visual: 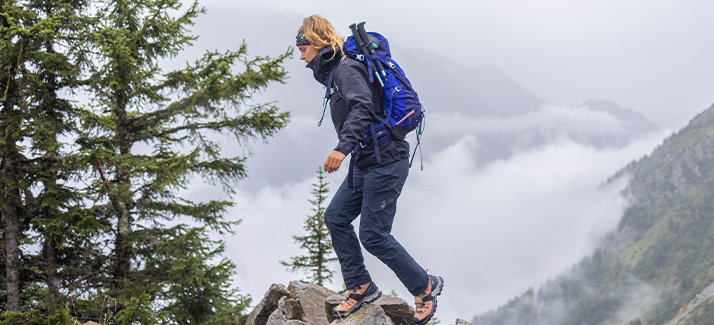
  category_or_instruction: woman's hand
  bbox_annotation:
[324,150,346,173]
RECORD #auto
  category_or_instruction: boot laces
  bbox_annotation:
[339,287,360,307]
[414,296,429,314]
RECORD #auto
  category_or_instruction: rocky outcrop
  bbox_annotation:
[325,295,415,325]
[246,280,464,325]
[246,283,292,325]
[455,319,473,325]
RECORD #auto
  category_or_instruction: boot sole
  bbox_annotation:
[332,289,383,319]
[415,275,444,325]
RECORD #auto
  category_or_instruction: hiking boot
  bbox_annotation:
[332,282,382,319]
[413,274,444,325]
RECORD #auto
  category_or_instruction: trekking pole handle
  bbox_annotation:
[350,23,385,86]
[357,22,387,77]
[349,23,370,58]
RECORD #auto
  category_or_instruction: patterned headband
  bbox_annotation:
[296,34,310,46]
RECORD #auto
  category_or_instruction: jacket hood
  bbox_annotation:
[306,47,343,86]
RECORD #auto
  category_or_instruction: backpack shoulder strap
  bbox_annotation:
[318,56,346,127]
[323,56,347,100]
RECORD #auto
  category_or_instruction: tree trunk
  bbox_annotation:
[2,153,22,312]
[1,51,24,311]
[41,30,61,311]
[114,213,130,287]
[44,224,60,311]
[109,90,133,298]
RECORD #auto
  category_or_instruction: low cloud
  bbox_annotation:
[428,105,628,137]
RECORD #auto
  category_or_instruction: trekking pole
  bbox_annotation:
[356,22,387,78]
[349,23,385,87]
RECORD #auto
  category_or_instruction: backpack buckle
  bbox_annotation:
[360,141,366,149]
[355,54,364,61]
[387,60,396,69]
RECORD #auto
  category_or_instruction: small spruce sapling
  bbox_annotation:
[281,167,338,286]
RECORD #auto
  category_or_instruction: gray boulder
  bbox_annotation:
[288,280,338,325]
[266,296,304,325]
[455,319,473,325]
[245,283,292,325]
[329,304,395,325]
[325,295,415,325]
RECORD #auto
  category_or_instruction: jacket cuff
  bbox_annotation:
[335,144,352,156]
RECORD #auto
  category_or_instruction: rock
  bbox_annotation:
[84,322,100,325]
[455,319,473,325]
[325,295,415,325]
[329,304,395,325]
[246,283,292,325]
[288,280,338,325]
[283,321,310,325]
[325,294,343,322]
[373,296,415,325]
[287,281,308,297]
[266,296,304,325]
[266,310,286,325]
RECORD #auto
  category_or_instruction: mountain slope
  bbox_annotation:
[472,103,714,325]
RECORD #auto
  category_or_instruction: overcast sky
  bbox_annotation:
[168,0,714,322]
[201,0,714,129]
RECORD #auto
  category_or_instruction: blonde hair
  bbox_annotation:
[298,15,345,61]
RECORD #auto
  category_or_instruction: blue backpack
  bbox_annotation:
[324,31,425,186]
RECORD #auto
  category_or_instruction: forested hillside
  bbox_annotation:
[473,104,714,325]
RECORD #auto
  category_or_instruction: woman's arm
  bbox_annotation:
[333,60,375,156]
[324,60,375,173]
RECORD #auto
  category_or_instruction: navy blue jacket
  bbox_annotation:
[307,47,409,170]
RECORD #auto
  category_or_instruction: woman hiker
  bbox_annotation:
[296,15,444,325]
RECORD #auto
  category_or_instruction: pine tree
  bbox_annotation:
[72,0,290,322]
[0,0,35,311]
[22,0,99,314]
[0,0,91,312]
[281,167,338,286]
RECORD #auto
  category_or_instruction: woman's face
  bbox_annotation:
[299,45,319,63]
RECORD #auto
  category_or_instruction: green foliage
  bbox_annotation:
[115,293,157,325]
[63,0,290,322]
[0,310,75,325]
[2,0,289,321]
[281,167,338,286]
[686,300,714,325]
[1,0,95,313]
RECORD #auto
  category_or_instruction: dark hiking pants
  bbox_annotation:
[324,158,429,296]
